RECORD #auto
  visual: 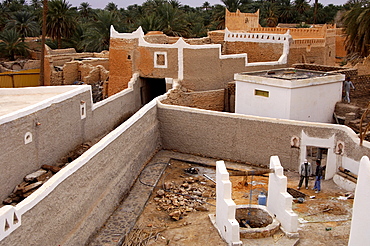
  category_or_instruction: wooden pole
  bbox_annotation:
[39,0,47,86]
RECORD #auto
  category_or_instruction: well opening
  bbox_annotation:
[236,205,280,239]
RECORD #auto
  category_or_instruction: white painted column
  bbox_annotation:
[215,160,242,246]
[267,156,298,234]
[349,156,370,246]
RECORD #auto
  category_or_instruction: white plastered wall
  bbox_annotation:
[215,161,242,246]
[235,81,291,119]
[267,156,298,233]
[349,156,370,246]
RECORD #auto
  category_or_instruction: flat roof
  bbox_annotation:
[235,68,345,89]
[240,68,332,80]
[0,86,91,123]
[0,93,64,117]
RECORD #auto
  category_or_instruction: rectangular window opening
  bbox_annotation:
[255,89,269,97]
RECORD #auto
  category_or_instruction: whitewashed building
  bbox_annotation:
[235,68,345,123]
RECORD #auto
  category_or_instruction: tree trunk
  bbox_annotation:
[313,0,318,24]
[39,0,47,86]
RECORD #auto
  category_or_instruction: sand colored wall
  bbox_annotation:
[223,10,339,66]
[109,27,288,95]
[354,56,370,76]
[43,46,109,87]
[224,42,283,62]
[158,102,370,171]
[288,40,335,66]
[335,28,347,59]
[162,88,225,111]
[208,31,225,45]
[0,101,160,245]
[109,38,135,95]
[181,47,286,91]
[136,47,178,79]
[250,27,327,39]
[225,9,260,31]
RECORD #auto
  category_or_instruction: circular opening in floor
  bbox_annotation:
[236,205,280,239]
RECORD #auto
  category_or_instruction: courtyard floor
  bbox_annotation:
[88,150,353,246]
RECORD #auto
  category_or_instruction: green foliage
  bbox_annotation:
[46,0,77,48]
[78,2,94,21]
[155,2,188,36]
[5,11,39,41]
[343,3,370,57]
[0,29,28,60]
[82,10,124,52]
[221,0,242,12]
[0,0,351,55]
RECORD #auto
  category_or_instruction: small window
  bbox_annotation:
[255,89,269,97]
[156,54,165,66]
[154,51,167,68]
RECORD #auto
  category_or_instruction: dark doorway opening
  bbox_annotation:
[140,77,166,105]
[306,146,328,176]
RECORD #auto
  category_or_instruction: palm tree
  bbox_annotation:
[221,0,241,12]
[185,11,207,37]
[210,4,226,29]
[78,2,93,20]
[343,4,370,57]
[104,2,118,12]
[294,0,309,22]
[5,11,39,42]
[30,0,42,10]
[0,29,28,60]
[202,1,212,11]
[138,13,163,33]
[83,10,120,52]
[46,0,76,48]
[278,0,295,23]
[156,2,188,36]
[313,0,318,23]
[261,1,279,27]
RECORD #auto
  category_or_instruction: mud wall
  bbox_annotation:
[0,87,91,202]
[162,89,225,111]
[158,102,370,171]
[0,102,161,246]
[0,76,143,202]
[224,42,283,62]
[181,48,286,91]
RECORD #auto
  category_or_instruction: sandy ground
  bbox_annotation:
[124,159,353,246]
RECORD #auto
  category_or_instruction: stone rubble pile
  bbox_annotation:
[2,143,92,206]
[2,165,61,205]
[154,176,216,221]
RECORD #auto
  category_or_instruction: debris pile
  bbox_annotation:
[2,143,92,206]
[2,165,60,205]
[154,176,216,221]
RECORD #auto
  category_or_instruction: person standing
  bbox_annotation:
[297,159,311,190]
[343,77,355,103]
[313,159,325,193]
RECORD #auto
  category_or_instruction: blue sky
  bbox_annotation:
[68,0,349,10]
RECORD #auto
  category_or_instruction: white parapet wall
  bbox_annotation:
[215,160,242,246]
[349,156,370,246]
[224,28,291,66]
[267,156,298,234]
